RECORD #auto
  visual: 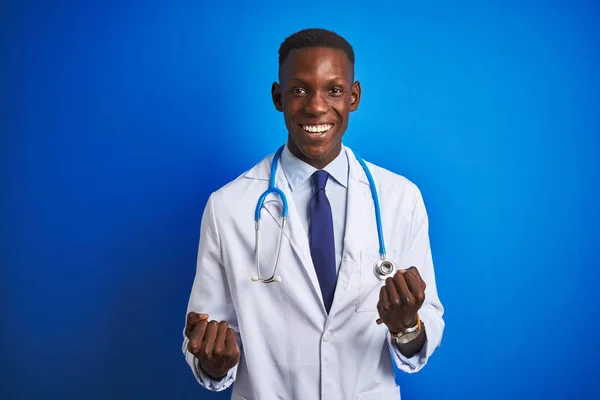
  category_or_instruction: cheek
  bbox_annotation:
[283,101,302,119]
[332,103,349,121]
[333,94,352,110]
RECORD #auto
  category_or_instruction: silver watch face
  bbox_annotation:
[394,330,420,345]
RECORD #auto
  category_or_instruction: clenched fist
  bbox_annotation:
[376,267,426,334]
[185,312,240,380]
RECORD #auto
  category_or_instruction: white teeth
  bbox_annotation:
[302,124,333,133]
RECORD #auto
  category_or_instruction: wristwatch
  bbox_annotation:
[390,315,422,345]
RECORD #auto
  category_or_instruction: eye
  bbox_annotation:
[329,87,343,95]
[291,87,307,95]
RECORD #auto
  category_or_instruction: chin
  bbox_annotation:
[295,130,338,152]
[295,141,341,164]
[301,145,333,159]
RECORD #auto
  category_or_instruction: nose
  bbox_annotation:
[304,91,329,115]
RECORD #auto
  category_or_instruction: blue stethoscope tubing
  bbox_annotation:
[252,144,395,283]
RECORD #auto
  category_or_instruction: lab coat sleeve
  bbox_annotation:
[387,185,445,373]
[182,192,240,391]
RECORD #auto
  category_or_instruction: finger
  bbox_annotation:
[376,286,390,325]
[379,285,391,309]
[186,312,209,338]
[187,319,208,355]
[201,321,220,359]
[404,270,425,304]
[393,270,415,307]
[407,266,426,289]
[385,276,401,307]
[225,327,238,351]
[213,321,229,357]
[226,328,240,364]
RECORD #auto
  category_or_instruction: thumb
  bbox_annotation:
[194,313,209,323]
[187,312,209,328]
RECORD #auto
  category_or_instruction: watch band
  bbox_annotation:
[390,315,421,345]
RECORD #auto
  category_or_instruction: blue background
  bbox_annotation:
[2,1,599,399]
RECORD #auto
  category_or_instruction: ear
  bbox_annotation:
[350,80,361,112]
[272,82,283,112]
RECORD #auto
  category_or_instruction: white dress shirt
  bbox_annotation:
[279,142,349,274]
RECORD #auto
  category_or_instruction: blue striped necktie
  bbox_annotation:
[309,170,338,313]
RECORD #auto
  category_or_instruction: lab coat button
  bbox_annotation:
[322,331,331,341]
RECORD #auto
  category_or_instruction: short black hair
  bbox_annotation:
[278,28,355,67]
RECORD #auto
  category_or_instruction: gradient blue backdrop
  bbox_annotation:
[2,1,599,399]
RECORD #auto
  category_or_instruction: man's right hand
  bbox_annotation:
[185,312,241,380]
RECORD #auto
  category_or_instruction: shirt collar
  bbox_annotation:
[280,142,349,191]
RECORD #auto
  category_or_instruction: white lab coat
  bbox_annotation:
[182,146,444,400]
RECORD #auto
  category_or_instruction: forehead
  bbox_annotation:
[279,46,354,83]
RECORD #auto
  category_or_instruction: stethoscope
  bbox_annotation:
[251,145,396,283]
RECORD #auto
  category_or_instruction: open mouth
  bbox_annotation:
[299,124,334,137]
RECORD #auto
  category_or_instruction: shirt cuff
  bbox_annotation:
[386,311,443,374]
[183,340,236,391]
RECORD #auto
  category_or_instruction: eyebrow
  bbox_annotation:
[287,76,347,86]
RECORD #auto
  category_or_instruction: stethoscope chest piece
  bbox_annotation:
[374,257,396,280]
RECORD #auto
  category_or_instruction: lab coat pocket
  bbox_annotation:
[356,385,400,399]
[356,249,397,312]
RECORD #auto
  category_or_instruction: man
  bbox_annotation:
[182,28,445,399]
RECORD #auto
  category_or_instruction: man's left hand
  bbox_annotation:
[376,267,426,334]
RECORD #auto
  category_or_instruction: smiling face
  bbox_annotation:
[272,46,361,169]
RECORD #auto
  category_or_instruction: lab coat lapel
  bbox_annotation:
[329,148,377,315]
[256,157,326,314]
[342,148,379,260]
